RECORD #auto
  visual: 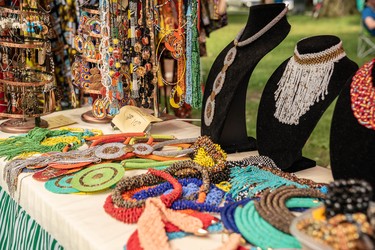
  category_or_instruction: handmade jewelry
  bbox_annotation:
[324,179,373,218]
[204,5,289,126]
[132,143,154,155]
[94,142,133,159]
[184,0,201,109]
[254,186,325,234]
[152,137,196,157]
[127,198,216,250]
[32,167,83,182]
[106,160,229,223]
[191,136,227,169]
[166,222,224,241]
[235,200,301,249]
[227,156,326,190]
[104,168,183,223]
[132,178,229,212]
[228,165,310,200]
[74,35,84,53]
[3,156,49,196]
[297,208,374,250]
[111,161,211,208]
[221,198,251,233]
[44,174,80,194]
[226,155,277,169]
[274,40,346,125]
[166,160,230,185]
[71,163,125,192]
[0,127,94,160]
[121,158,178,169]
[350,58,375,130]
[3,145,103,196]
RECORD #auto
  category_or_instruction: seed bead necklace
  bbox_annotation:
[274,40,346,125]
[204,5,289,126]
[350,58,375,130]
[234,200,301,249]
[254,186,326,234]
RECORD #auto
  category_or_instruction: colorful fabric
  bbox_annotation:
[0,187,63,250]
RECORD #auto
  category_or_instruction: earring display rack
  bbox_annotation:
[0,0,56,133]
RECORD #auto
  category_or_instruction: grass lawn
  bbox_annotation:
[198,9,374,167]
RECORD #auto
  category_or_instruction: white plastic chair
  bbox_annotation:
[357,22,375,58]
[357,1,375,58]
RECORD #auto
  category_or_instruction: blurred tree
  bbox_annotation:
[320,0,358,17]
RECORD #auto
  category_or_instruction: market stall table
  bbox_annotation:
[0,107,333,250]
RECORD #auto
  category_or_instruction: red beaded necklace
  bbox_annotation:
[103,168,182,223]
[351,59,375,130]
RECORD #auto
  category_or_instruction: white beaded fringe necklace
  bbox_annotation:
[274,40,346,125]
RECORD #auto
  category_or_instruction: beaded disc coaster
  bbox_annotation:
[94,142,134,159]
[71,163,125,192]
[45,174,80,194]
[33,167,83,182]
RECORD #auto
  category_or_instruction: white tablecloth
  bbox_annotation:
[0,107,333,250]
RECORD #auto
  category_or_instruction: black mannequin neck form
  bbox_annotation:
[201,3,291,153]
[257,35,358,170]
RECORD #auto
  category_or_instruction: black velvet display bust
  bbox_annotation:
[330,63,375,200]
[257,35,358,170]
[201,3,291,153]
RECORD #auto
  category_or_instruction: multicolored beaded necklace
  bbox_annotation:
[132,178,233,212]
[350,58,375,130]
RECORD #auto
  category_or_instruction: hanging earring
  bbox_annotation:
[84,37,95,58]
[38,46,46,65]
[74,35,84,54]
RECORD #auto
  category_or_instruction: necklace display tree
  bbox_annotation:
[72,2,121,123]
[257,35,358,170]
[201,3,290,153]
[73,0,159,123]
[0,0,56,133]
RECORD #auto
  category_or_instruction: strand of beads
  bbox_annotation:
[235,200,301,249]
[132,178,229,212]
[254,186,326,234]
[104,168,182,223]
[295,179,374,250]
[191,136,227,170]
[105,161,211,223]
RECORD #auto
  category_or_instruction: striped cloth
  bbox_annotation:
[0,187,63,250]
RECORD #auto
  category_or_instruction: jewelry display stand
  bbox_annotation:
[257,35,358,170]
[201,3,291,153]
[73,0,159,123]
[0,1,56,133]
[330,59,375,200]
[72,4,115,124]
